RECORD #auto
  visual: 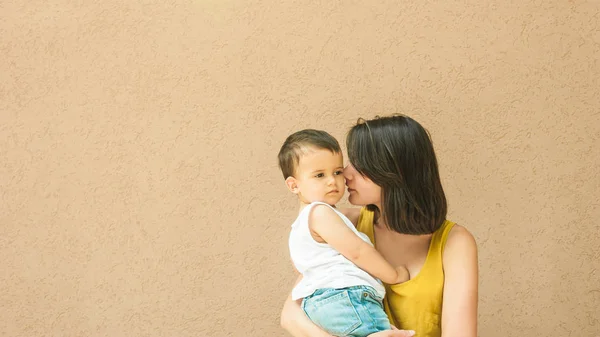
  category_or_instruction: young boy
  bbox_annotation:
[278,129,409,337]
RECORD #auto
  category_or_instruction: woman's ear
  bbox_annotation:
[285,176,299,194]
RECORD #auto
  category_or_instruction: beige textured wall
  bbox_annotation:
[1,1,599,336]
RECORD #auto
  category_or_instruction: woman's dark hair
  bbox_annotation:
[346,115,447,234]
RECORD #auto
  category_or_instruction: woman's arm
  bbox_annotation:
[280,276,416,337]
[280,275,332,337]
[441,225,479,337]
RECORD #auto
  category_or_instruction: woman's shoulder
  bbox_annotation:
[447,224,476,243]
[444,223,477,262]
[448,223,474,240]
[337,207,362,226]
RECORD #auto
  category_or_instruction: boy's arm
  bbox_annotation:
[338,207,361,227]
[308,205,408,284]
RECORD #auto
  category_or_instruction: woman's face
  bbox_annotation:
[343,163,382,207]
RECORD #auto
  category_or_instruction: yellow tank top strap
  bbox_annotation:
[356,207,375,241]
[430,219,455,257]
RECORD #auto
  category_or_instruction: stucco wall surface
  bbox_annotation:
[1,1,599,336]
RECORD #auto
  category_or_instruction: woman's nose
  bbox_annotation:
[343,165,353,179]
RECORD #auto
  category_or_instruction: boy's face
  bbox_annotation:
[286,147,345,206]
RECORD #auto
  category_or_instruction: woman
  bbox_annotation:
[280,115,478,337]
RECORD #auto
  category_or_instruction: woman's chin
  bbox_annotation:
[347,195,362,206]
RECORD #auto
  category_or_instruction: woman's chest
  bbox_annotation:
[374,228,432,279]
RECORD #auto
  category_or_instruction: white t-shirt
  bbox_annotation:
[289,201,386,300]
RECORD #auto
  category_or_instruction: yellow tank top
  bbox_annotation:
[356,207,455,337]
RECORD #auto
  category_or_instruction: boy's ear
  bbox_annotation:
[285,176,299,194]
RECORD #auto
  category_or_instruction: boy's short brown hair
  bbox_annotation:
[278,129,341,179]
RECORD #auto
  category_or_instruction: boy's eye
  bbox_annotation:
[334,170,343,175]
[315,173,324,178]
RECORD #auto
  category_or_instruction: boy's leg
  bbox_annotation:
[348,286,391,336]
[302,288,363,336]
[301,286,390,337]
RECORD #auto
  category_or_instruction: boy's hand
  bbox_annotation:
[393,266,410,284]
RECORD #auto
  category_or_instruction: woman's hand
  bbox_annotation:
[368,327,416,337]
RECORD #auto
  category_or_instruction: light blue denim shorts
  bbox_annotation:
[301,285,391,337]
